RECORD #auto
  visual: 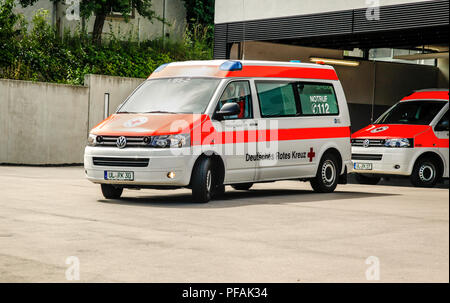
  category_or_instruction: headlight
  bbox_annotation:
[87,133,97,146]
[150,134,190,148]
[384,138,413,148]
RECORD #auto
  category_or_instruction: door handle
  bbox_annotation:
[247,122,258,127]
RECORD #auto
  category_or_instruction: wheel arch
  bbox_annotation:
[188,152,226,188]
[319,147,344,175]
[413,151,445,179]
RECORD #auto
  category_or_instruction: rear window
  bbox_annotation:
[298,83,339,115]
[255,81,339,118]
[375,101,447,125]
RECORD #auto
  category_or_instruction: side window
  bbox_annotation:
[216,81,253,120]
[435,110,449,131]
[298,83,339,115]
[256,82,298,117]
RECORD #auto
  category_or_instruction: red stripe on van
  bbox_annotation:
[225,66,339,80]
[196,127,350,145]
[401,91,449,101]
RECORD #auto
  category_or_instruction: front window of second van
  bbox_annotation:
[376,101,446,125]
[118,78,221,114]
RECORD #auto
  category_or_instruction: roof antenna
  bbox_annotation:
[242,0,245,60]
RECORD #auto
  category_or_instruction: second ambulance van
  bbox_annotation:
[352,89,449,187]
[84,60,352,202]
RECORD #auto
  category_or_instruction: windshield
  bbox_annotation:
[118,78,221,114]
[375,101,446,125]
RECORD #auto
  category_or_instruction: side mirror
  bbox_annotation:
[435,121,449,132]
[215,102,241,120]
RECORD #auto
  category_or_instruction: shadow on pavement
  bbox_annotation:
[348,175,449,189]
[98,188,399,209]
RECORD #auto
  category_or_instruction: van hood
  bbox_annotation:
[352,124,431,139]
[91,113,208,136]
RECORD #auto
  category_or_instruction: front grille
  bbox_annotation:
[96,136,150,148]
[93,157,149,167]
[352,154,383,161]
[351,138,385,147]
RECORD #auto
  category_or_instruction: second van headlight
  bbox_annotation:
[384,138,413,148]
[151,134,190,148]
[87,133,98,146]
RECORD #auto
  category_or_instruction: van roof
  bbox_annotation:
[148,60,339,81]
[401,89,449,102]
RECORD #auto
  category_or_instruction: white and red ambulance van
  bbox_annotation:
[84,60,352,202]
[352,89,449,187]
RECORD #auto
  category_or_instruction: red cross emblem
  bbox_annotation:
[130,119,141,126]
[307,147,316,162]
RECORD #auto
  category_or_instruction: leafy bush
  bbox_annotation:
[0,1,213,85]
[0,0,26,72]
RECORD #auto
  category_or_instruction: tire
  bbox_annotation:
[410,157,439,188]
[310,153,339,193]
[231,183,253,191]
[212,184,226,199]
[101,184,123,199]
[355,174,381,185]
[191,157,219,203]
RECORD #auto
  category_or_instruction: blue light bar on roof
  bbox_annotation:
[290,60,301,63]
[219,61,243,71]
[154,63,169,73]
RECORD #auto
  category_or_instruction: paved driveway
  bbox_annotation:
[0,166,448,282]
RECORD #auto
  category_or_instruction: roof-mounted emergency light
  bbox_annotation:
[219,61,243,71]
[154,63,169,73]
[290,60,301,63]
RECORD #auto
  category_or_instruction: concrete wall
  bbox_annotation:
[0,75,144,165]
[215,0,433,23]
[13,0,54,27]
[14,0,186,41]
[230,42,344,62]
[0,79,89,164]
[85,75,145,131]
[438,57,449,88]
[372,61,439,105]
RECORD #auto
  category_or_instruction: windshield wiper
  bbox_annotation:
[117,111,140,114]
[143,111,178,114]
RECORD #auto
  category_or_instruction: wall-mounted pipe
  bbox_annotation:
[104,93,110,119]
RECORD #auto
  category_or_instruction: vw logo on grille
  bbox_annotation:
[363,139,370,148]
[116,136,127,149]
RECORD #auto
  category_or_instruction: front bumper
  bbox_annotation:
[84,146,197,186]
[351,146,416,176]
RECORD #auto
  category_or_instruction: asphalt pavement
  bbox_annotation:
[0,166,448,282]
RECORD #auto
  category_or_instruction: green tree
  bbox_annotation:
[17,0,161,44]
[183,0,214,43]
[183,0,214,26]
[0,0,26,66]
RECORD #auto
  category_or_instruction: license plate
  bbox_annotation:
[104,171,134,181]
[354,163,373,170]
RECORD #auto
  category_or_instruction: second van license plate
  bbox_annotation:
[104,171,134,181]
[354,163,373,170]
